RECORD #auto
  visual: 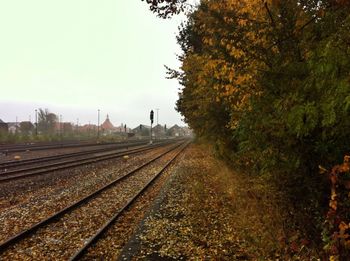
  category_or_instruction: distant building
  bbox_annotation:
[101,115,114,130]
[168,124,183,137]
[132,124,150,137]
[153,124,166,138]
[0,119,8,133]
[167,124,192,137]
[181,126,193,136]
[99,115,131,135]
[19,121,34,134]
[7,122,20,134]
[63,122,73,133]
[80,124,97,133]
[131,124,192,138]
[101,115,115,134]
[114,123,131,133]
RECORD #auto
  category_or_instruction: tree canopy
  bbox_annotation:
[172,0,350,174]
[151,0,350,257]
[38,108,58,135]
[143,0,350,257]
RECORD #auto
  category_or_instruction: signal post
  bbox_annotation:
[150,110,154,144]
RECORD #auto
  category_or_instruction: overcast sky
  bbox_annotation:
[0,0,187,128]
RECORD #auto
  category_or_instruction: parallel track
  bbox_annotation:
[0,140,151,169]
[0,141,189,260]
[0,139,173,171]
[0,139,152,154]
[0,140,177,183]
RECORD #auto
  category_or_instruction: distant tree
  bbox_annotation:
[20,121,34,135]
[63,122,73,134]
[38,108,58,135]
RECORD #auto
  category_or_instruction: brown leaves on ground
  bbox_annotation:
[135,144,319,259]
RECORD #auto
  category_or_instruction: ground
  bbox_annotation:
[118,143,318,260]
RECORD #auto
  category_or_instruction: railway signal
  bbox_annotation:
[150,110,154,144]
[150,110,154,124]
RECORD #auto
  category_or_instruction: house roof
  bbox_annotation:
[101,115,114,130]
[7,122,20,127]
[153,124,165,131]
[20,121,34,125]
[169,124,181,130]
[132,124,150,131]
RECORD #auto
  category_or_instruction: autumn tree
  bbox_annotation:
[166,1,350,253]
[175,0,350,175]
[19,121,34,135]
[142,0,350,255]
[37,108,58,135]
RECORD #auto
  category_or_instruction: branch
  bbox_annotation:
[263,1,276,27]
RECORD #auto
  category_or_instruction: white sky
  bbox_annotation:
[0,0,187,128]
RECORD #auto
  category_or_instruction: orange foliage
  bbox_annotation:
[323,155,350,259]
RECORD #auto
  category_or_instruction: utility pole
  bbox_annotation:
[35,109,38,136]
[97,109,100,140]
[76,118,79,140]
[60,115,62,143]
[156,108,159,125]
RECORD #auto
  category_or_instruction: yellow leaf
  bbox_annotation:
[319,165,328,174]
[331,188,337,201]
[339,221,349,232]
[329,200,337,211]
[330,255,337,261]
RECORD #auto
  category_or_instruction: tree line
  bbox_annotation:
[143,0,350,257]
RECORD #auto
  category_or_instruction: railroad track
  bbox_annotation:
[0,140,189,260]
[0,139,152,154]
[0,140,156,169]
[0,140,178,183]
[0,139,172,170]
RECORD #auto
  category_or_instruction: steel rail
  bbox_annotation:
[0,141,116,153]
[0,140,93,150]
[0,140,166,169]
[0,139,152,154]
[0,141,186,254]
[0,141,176,183]
[70,141,190,260]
